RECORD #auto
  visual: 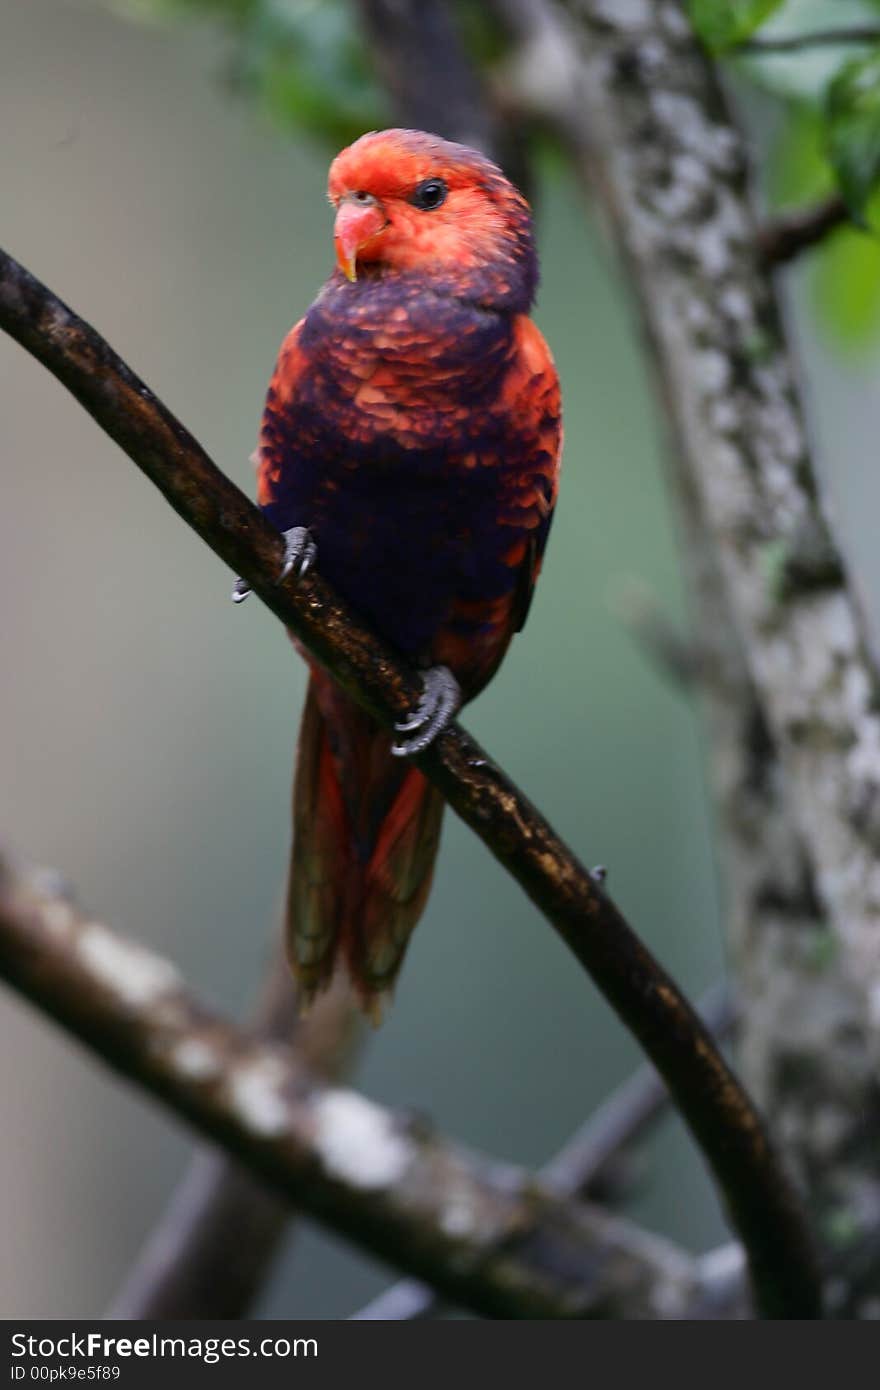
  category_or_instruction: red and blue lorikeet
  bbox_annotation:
[239,129,562,1019]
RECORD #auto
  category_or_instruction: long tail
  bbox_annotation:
[286,669,445,1020]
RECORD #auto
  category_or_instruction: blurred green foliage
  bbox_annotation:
[812,224,880,343]
[770,102,880,345]
[826,50,880,224]
[115,0,388,141]
[688,0,880,348]
[687,0,784,52]
[118,0,880,347]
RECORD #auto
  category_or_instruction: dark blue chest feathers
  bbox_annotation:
[260,283,524,658]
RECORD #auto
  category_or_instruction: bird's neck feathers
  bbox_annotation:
[329,198,537,315]
[328,130,539,314]
[385,187,538,313]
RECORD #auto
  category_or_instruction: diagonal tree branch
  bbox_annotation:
[0,245,820,1317]
[0,847,706,1320]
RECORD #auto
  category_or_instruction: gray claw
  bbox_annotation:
[279,526,317,582]
[231,527,315,603]
[392,666,461,757]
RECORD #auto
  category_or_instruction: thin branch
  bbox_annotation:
[611,577,706,688]
[351,981,737,1320]
[0,246,819,1318]
[758,195,849,268]
[0,849,704,1320]
[108,1149,288,1320]
[108,960,364,1319]
[739,28,880,55]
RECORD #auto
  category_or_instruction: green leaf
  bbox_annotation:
[770,103,880,350]
[247,2,387,144]
[813,224,880,346]
[769,103,837,207]
[687,0,785,51]
[826,48,880,221]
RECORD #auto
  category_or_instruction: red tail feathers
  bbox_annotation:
[286,670,445,1019]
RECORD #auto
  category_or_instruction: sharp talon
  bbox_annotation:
[392,666,461,758]
[395,698,431,734]
[278,526,317,583]
[231,578,251,604]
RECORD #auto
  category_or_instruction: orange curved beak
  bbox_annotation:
[334,196,386,282]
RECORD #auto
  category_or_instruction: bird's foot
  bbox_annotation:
[230,527,317,604]
[278,526,317,582]
[392,665,461,757]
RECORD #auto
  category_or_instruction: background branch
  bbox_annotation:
[0,246,819,1316]
[758,196,850,268]
[352,982,738,1321]
[356,0,501,155]
[355,0,531,194]
[108,958,364,1319]
[0,847,706,1320]
[612,578,708,688]
[541,983,736,1198]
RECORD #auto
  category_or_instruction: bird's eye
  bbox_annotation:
[410,178,447,211]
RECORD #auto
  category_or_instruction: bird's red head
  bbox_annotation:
[327,128,537,311]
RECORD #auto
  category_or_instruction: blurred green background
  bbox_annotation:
[2,0,880,1319]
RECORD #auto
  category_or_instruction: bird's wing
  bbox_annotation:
[429,314,562,693]
[496,314,562,634]
[254,317,309,511]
